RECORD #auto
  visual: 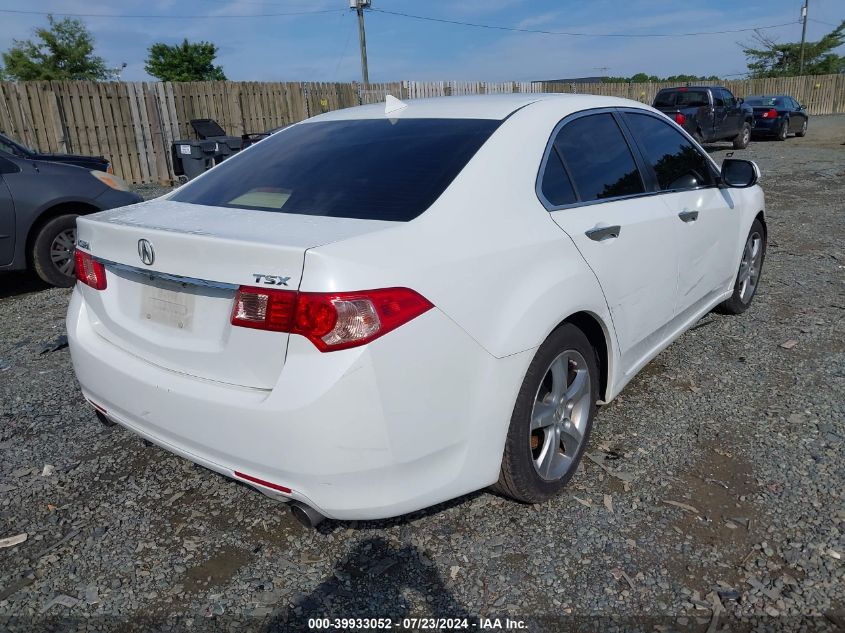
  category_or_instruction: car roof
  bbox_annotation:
[306,93,643,122]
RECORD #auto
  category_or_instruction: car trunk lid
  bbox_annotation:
[76,199,396,389]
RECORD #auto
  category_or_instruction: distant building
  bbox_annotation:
[537,76,607,84]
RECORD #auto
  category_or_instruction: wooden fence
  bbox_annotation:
[1,74,843,184]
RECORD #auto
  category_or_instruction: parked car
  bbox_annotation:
[745,94,809,140]
[653,86,753,149]
[1,132,112,173]
[0,151,142,287]
[67,94,766,526]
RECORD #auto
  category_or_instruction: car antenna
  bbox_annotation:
[384,94,408,116]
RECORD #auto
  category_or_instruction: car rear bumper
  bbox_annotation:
[751,118,781,134]
[67,288,532,520]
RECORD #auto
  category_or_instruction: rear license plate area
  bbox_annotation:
[141,281,196,331]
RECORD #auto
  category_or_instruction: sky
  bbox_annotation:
[0,0,842,83]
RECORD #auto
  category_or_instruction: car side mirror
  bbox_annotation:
[721,158,759,188]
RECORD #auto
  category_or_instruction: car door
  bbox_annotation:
[0,156,18,266]
[620,110,738,325]
[711,89,730,137]
[787,97,803,132]
[540,110,678,371]
[719,89,742,137]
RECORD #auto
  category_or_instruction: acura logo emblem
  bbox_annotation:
[138,239,155,266]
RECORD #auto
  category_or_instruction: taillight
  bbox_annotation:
[674,112,686,125]
[231,287,296,331]
[762,108,778,118]
[230,286,433,352]
[74,250,107,290]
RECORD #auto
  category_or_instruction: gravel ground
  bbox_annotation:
[0,116,843,633]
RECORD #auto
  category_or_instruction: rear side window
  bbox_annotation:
[171,118,500,222]
[623,113,716,191]
[552,113,645,202]
[539,151,577,206]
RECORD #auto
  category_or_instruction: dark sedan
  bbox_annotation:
[0,132,112,173]
[1,149,142,287]
[746,95,809,140]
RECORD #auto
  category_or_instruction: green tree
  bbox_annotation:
[662,74,720,82]
[742,20,845,77]
[601,73,721,83]
[1,15,108,80]
[145,39,226,82]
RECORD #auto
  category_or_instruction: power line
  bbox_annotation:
[808,17,843,27]
[370,8,799,38]
[0,8,343,19]
[332,13,355,81]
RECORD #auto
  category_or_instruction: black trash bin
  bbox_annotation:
[190,119,243,164]
[171,139,218,181]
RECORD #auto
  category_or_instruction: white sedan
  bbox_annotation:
[67,94,766,525]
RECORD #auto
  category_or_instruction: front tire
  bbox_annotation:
[796,118,808,137]
[493,324,598,503]
[31,214,78,288]
[718,218,766,315]
[776,119,788,141]
[732,122,751,149]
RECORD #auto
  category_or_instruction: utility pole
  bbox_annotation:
[799,0,809,74]
[350,0,371,88]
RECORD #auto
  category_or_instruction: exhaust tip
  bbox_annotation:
[290,501,325,528]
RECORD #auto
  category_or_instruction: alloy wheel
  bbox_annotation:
[50,228,77,277]
[738,231,763,303]
[530,350,591,481]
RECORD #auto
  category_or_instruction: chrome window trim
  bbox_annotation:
[95,258,239,291]
[535,107,652,212]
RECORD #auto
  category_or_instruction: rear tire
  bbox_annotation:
[31,214,78,288]
[732,122,751,149]
[718,218,766,315]
[493,324,598,504]
[776,119,788,141]
[796,118,808,138]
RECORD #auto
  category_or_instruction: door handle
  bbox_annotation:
[678,210,699,223]
[585,225,621,241]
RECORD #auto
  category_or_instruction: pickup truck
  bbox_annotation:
[653,86,753,149]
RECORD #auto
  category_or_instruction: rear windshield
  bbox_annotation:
[746,96,783,107]
[654,90,710,109]
[170,118,500,222]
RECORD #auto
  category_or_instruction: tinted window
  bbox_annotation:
[713,90,725,107]
[553,114,644,202]
[539,151,576,206]
[654,90,710,108]
[171,118,500,222]
[624,112,715,191]
[746,96,783,107]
